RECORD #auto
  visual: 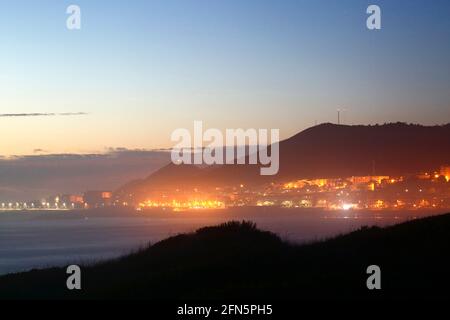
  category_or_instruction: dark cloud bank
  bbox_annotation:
[0,149,170,201]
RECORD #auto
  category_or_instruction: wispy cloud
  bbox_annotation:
[33,149,48,153]
[0,112,88,117]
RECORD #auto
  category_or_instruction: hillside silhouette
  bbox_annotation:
[117,123,450,201]
[1,213,450,299]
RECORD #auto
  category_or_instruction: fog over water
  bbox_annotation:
[0,208,446,275]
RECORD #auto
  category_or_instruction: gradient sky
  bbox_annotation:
[1,0,449,155]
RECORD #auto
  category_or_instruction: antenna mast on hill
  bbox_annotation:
[336,108,347,125]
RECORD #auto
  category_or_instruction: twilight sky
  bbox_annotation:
[1,0,449,156]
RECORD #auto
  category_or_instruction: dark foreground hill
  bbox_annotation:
[1,213,450,300]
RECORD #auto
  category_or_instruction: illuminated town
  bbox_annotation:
[1,165,449,212]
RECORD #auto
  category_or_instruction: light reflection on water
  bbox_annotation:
[0,207,445,275]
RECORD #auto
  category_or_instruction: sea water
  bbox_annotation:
[0,207,444,275]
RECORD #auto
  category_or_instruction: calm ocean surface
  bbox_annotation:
[0,207,446,275]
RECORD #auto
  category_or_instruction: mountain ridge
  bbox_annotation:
[116,122,450,201]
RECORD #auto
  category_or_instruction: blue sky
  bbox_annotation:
[0,0,449,155]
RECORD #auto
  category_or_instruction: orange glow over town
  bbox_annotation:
[138,199,225,211]
[131,166,450,212]
[2,166,449,213]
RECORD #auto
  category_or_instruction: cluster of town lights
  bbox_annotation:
[138,199,225,211]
